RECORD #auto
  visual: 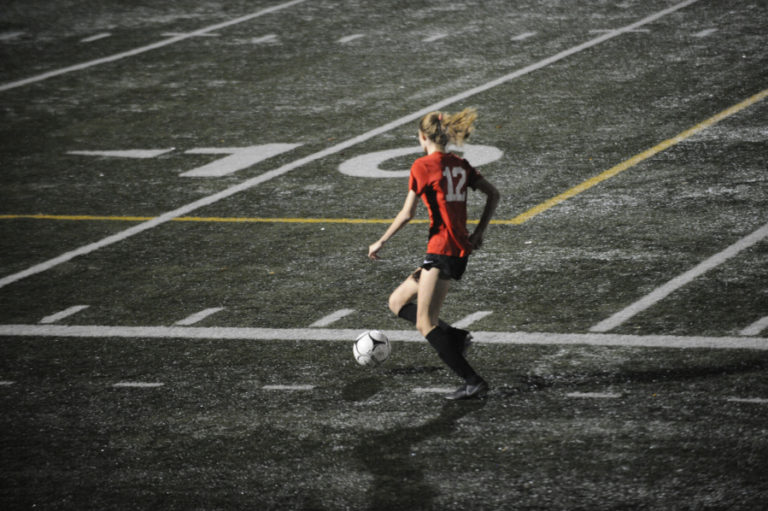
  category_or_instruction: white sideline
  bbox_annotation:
[1,324,766,350]
[591,221,768,333]
[0,0,701,290]
[0,0,307,92]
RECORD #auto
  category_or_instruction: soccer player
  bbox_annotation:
[368,108,500,400]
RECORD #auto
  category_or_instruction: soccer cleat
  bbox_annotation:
[444,379,489,400]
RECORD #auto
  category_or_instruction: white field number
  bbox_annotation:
[67,143,503,180]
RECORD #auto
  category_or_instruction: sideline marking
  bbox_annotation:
[310,309,356,327]
[0,0,307,92]
[113,382,164,388]
[0,213,405,224]
[39,305,90,324]
[0,0,702,290]
[1,324,767,350]
[175,307,225,326]
[740,316,768,337]
[591,221,768,333]
[263,384,315,391]
[504,87,768,225]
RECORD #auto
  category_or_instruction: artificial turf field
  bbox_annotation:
[1,0,767,509]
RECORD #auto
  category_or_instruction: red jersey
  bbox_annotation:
[409,151,483,257]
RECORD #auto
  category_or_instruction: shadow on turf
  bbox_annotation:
[353,399,486,511]
[495,356,768,397]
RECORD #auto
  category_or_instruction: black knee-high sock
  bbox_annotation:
[397,303,468,349]
[397,303,453,332]
[425,328,482,384]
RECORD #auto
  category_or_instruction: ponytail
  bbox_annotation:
[419,107,477,147]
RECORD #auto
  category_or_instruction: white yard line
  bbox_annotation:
[1,324,766,350]
[0,0,307,92]
[0,0,701,290]
[591,222,768,333]
[39,305,90,324]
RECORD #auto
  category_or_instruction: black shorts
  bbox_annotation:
[413,253,468,281]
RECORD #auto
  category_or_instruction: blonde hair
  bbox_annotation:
[419,107,477,147]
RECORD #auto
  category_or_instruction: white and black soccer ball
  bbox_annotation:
[353,330,391,366]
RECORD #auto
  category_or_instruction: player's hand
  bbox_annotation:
[469,231,484,250]
[368,240,384,260]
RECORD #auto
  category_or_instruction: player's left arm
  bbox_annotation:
[469,178,500,250]
[369,190,419,260]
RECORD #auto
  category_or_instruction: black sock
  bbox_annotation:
[397,303,455,332]
[425,328,481,384]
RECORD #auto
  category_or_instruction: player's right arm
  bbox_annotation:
[368,190,419,260]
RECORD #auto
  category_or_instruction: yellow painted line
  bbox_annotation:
[500,87,768,225]
[0,213,428,225]
[2,88,766,228]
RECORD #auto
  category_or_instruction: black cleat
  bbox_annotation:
[444,379,489,400]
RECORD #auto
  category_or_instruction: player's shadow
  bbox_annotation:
[353,400,486,511]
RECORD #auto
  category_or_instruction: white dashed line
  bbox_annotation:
[310,309,356,327]
[113,382,164,388]
[39,305,90,324]
[174,307,225,326]
[739,316,768,337]
[452,311,493,329]
[566,392,622,399]
[81,33,112,43]
[511,31,537,41]
[337,34,365,43]
[726,397,768,404]
[413,387,454,394]
[263,384,316,391]
[693,28,718,38]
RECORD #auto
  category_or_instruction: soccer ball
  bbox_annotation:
[353,330,391,366]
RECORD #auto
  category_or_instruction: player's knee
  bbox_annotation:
[388,293,404,316]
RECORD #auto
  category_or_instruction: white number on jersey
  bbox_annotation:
[443,167,467,202]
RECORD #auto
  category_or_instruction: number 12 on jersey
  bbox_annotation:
[443,167,467,202]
